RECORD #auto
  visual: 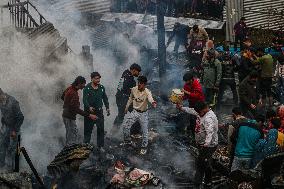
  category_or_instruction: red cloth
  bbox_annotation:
[62,86,89,120]
[183,79,205,107]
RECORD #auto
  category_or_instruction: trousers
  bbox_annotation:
[195,146,217,185]
[63,117,78,146]
[0,125,18,169]
[84,110,104,147]
[123,110,149,148]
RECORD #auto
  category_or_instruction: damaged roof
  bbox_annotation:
[100,12,225,31]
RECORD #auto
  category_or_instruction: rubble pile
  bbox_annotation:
[0,172,32,189]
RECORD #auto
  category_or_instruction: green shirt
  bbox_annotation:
[83,83,109,111]
[256,54,274,78]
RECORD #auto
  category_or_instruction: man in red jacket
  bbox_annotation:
[62,76,97,146]
[182,72,205,107]
[180,72,205,139]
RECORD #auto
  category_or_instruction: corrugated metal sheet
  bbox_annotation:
[52,0,111,14]
[224,0,284,41]
[224,0,244,41]
[243,0,284,30]
[101,12,225,30]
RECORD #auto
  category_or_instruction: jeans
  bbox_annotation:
[231,156,252,172]
[123,110,149,148]
[63,117,78,146]
[195,146,217,185]
[84,110,104,147]
[0,125,18,169]
[217,79,238,109]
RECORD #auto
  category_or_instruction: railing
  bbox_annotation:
[8,0,47,28]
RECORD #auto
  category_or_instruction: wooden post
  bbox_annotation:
[156,0,167,94]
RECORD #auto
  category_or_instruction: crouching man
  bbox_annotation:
[123,76,157,155]
[177,101,218,188]
[0,88,24,169]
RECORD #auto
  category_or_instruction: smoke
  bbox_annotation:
[0,0,156,174]
[0,23,90,173]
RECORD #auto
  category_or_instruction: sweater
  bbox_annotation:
[126,86,155,112]
[83,83,109,111]
[62,86,89,120]
[183,79,205,107]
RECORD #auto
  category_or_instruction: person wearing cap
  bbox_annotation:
[0,88,24,169]
[122,76,157,155]
[201,48,222,105]
[234,17,248,51]
[83,72,110,150]
[62,76,98,146]
[114,63,141,127]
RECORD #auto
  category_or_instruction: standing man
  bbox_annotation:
[83,72,110,150]
[0,89,24,169]
[234,17,248,51]
[255,47,274,106]
[239,71,260,119]
[166,22,190,55]
[123,76,157,155]
[201,48,222,105]
[177,101,218,187]
[114,63,141,127]
[217,51,238,111]
[62,76,97,146]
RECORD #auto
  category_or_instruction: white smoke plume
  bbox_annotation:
[0,0,150,174]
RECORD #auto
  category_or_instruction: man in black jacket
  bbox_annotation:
[0,88,24,169]
[239,71,260,119]
[114,63,141,127]
[167,22,190,55]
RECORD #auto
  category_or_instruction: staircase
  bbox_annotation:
[6,0,68,58]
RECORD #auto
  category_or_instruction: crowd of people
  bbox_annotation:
[111,0,224,20]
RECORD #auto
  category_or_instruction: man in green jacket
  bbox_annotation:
[83,72,110,150]
[201,48,222,105]
[255,48,274,106]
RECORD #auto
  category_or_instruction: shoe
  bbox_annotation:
[140,148,147,155]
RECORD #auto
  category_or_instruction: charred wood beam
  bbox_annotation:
[21,147,46,189]
[14,135,21,173]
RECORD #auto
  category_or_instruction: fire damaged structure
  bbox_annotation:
[1,0,284,189]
